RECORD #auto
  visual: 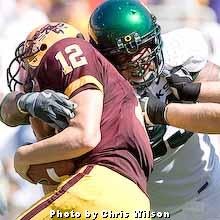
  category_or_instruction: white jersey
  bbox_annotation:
[147,28,218,211]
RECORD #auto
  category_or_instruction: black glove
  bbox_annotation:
[139,92,168,126]
[163,65,201,102]
[17,90,76,129]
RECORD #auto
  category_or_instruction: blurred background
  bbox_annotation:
[0,0,219,219]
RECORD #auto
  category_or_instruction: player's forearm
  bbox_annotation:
[16,89,102,165]
[0,92,29,126]
[166,103,220,133]
[198,82,220,103]
[16,123,100,165]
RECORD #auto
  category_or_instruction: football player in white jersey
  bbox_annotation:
[88,0,220,219]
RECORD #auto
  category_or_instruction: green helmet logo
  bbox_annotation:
[89,0,164,86]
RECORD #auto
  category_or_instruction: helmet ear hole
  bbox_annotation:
[76,33,85,40]
[40,44,47,51]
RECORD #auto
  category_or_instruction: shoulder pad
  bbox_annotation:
[162,28,209,72]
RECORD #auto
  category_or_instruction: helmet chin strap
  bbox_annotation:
[130,70,158,97]
[130,70,154,83]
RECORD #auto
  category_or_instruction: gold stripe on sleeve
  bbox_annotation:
[64,75,104,97]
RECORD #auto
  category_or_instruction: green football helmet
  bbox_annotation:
[89,0,164,89]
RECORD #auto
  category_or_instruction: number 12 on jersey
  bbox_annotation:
[55,44,88,75]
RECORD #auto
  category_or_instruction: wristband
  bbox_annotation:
[146,95,168,125]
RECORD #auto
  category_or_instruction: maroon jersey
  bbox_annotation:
[34,38,153,193]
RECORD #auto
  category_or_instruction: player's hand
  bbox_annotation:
[17,90,77,130]
[14,151,33,184]
[139,92,168,126]
[162,65,201,102]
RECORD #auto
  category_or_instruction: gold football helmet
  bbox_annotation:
[7,22,83,91]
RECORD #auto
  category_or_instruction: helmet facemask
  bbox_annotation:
[99,23,164,94]
[7,40,46,92]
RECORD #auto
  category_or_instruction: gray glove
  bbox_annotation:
[17,90,76,129]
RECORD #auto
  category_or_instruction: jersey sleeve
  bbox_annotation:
[37,38,104,98]
[162,28,209,73]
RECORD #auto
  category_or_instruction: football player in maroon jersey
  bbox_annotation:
[9,22,153,219]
